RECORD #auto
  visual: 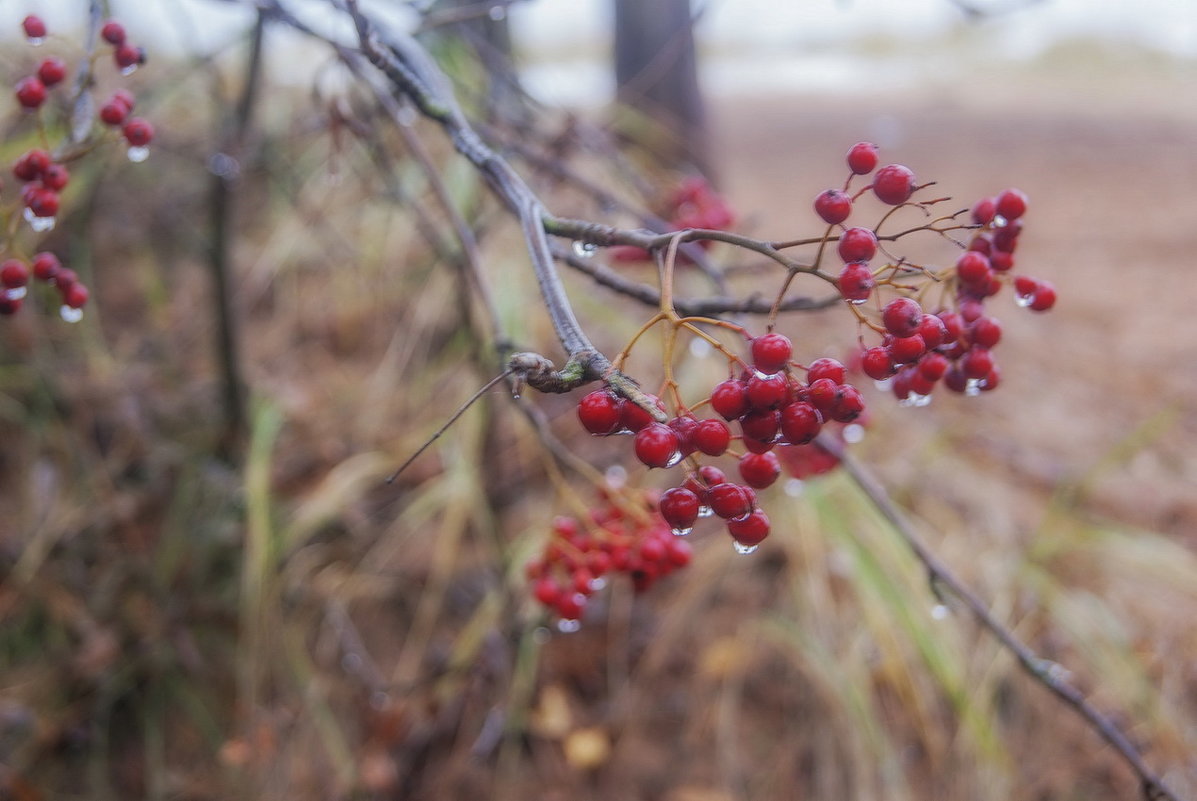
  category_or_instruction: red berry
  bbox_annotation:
[533,577,560,606]
[728,509,770,547]
[577,389,623,435]
[62,282,89,309]
[917,314,947,349]
[122,117,154,146]
[846,141,879,175]
[100,101,128,126]
[990,251,1014,272]
[838,262,875,303]
[961,347,994,379]
[54,268,78,291]
[969,316,1002,348]
[837,227,877,263]
[917,352,949,382]
[739,451,780,489]
[971,197,996,225]
[1029,281,1056,312]
[25,186,59,218]
[937,310,964,343]
[101,20,127,45]
[22,15,46,40]
[659,487,700,531]
[806,377,839,414]
[634,423,679,468]
[42,163,68,191]
[860,346,894,380]
[0,296,23,316]
[114,43,142,70]
[746,372,788,409]
[888,334,926,364]
[12,149,50,181]
[806,357,846,385]
[620,392,664,433]
[1013,275,1039,299]
[872,164,915,205]
[830,384,865,423]
[112,88,136,111]
[37,57,67,87]
[31,252,61,281]
[779,401,821,445]
[710,378,749,421]
[955,251,992,288]
[692,418,731,456]
[739,408,780,442]
[751,332,792,374]
[814,189,852,225]
[666,538,693,567]
[881,297,923,337]
[15,77,47,109]
[555,592,587,621]
[708,483,754,520]
[668,415,699,456]
[995,188,1028,221]
[0,260,29,288]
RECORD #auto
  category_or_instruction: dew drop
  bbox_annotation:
[872,377,893,392]
[1015,294,1033,308]
[572,240,597,258]
[842,423,866,444]
[59,305,83,323]
[671,527,692,537]
[965,378,983,397]
[5,288,27,301]
[556,618,581,633]
[28,36,45,46]
[697,505,713,519]
[688,337,713,359]
[604,464,627,488]
[663,450,683,468]
[993,214,1008,228]
[899,391,931,408]
[732,541,759,555]
[784,478,805,497]
[590,577,607,591]
[488,4,507,20]
[23,207,56,232]
[127,145,150,163]
[931,604,950,620]
[120,64,138,77]
[847,297,868,306]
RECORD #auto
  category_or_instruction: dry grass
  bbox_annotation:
[0,26,1195,801]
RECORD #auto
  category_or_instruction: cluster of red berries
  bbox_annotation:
[0,252,87,318]
[812,142,1057,403]
[3,15,155,322]
[578,331,865,553]
[525,490,693,623]
[16,16,155,155]
[611,176,735,262]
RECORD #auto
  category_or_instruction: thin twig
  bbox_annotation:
[824,437,1185,801]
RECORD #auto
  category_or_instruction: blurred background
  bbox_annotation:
[0,1,1195,799]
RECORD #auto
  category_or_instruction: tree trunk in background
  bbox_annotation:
[614,0,709,174]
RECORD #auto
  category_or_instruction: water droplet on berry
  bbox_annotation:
[930,604,950,620]
[671,526,692,537]
[899,392,931,408]
[127,145,150,163]
[847,297,868,306]
[732,541,759,555]
[842,423,866,443]
[28,36,45,46]
[590,577,607,591]
[604,464,627,487]
[872,377,893,392]
[23,207,56,232]
[556,618,582,633]
[120,63,139,77]
[688,337,712,358]
[965,378,983,397]
[697,504,713,519]
[5,288,27,301]
[663,450,683,468]
[993,214,1008,228]
[1015,294,1033,308]
[488,5,507,21]
[59,305,83,323]
[572,240,597,258]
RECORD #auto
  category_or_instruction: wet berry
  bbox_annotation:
[710,378,749,421]
[634,423,679,468]
[846,141,879,175]
[101,20,127,45]
[881,297,923,337]
[728,509,770,547]
[15,77,47,109]
[872,164,915,205]
[692,418,731,456]
[739,451,780,489]
[751,332,792,373]
[814,189,852,224]
[837,227,877,263]
[578,389,623,435]
[37,57,67,87]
